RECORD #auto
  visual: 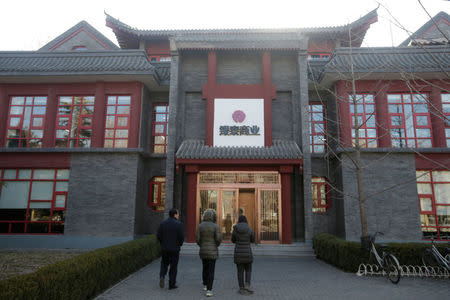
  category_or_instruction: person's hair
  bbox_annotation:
[238,215,247,223]
[169,208,179,218]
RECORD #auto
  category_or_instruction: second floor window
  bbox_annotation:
[152,103,169,153]
[350,94,377,148]
[309,103,326,153]
[442,93,450,147]
[6,96,47,148]
[104,96,131,148]
[388,93,432,148]
[55,96,94,148]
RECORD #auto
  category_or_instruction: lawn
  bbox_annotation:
[0,249,88,281]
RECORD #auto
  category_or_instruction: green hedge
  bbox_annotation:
[0,234,161,300]
[313,233,450,272]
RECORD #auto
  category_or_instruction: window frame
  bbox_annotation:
[104,95,131,148]
[311,177,331,213]
[307,53,331,60]
[149,176,166,212]
[55,95,94,148]
[6,96,47,148]
[416,170,450,240]
[309,102,327,153]
[442,93,450,147]
[0,168,69,235]
[349,93,378,148]
[152,103,169,154]
[387,93,432,148]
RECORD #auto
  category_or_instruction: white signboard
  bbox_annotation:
[213,98,264,147]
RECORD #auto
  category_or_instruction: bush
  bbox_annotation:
[313,233,450,272]
[0,235,161,300]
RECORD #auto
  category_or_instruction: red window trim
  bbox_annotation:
[104,95,131,148]
[417,170,450,241]
[312,177,331,213]
[55,95,94,148]
[309,103,327,153]
[387,93,432,148]
[148,55,171,62]
[442,93,450,146]
[149,176,165,212]
[6,96,47,148]
[308,52,331,60]
[0,168,69,235]
[152,103,169,154]
[72,45,87,51]
[349,93,378,148]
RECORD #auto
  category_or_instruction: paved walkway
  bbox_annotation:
[97,255,449,300]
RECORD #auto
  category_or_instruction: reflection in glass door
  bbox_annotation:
[199,190,217,224]
[259,190,279,241]
[221,190,237,240]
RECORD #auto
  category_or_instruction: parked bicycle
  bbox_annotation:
[361,232,401,284]
[421,239,450,275]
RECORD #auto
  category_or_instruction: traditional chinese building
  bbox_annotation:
[0,9,449,248]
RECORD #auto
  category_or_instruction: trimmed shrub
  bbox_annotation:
[0,234,161,300]
[313,233,450,272]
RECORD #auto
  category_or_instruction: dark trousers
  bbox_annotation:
[202,259,216,290]
[160,251,179,288]
[236,263,252,288]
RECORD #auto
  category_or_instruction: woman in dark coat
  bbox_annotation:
[231,215,255,294]
[196,209,221,297]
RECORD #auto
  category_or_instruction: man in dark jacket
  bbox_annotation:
[157,208,184,290]
[232,215,255,295]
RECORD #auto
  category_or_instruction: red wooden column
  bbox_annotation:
[375,84,391,147]
[430,85,446,147]
[129,82,143,148]
[43,87,57,147]
[185,165,199,242]
[205,51,217,146]
[262,51,273,146]
[91,81,106,148]
[0,85,8,147]
[280,165,293,244]
[335,81,352,147]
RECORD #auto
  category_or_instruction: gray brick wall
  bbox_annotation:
[340,152,422,241]
[183,92,205,139]
[65,153,140,237]
[217,52,262,85]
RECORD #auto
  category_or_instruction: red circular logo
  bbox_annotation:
[232,110,246,123]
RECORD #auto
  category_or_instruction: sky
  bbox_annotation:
[1,0,449,51]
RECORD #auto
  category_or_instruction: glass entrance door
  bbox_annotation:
[197,172,282,243]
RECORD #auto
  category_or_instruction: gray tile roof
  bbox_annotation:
[399,11,450,46]
[106,9,377,48]
[323,46,450,75]
[307,60,328,81]
[39,20,119,51]
[176,140,302,160]
[0,50,156,76]
[152,61,170,84]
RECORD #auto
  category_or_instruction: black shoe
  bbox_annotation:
[169,285,178,290]
[159,278,164,289]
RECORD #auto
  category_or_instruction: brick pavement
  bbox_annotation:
[96,255,449,300]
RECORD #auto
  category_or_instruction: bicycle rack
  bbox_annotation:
[357,263,450,279]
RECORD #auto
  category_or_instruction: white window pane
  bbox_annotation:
[56,169,70,180]
[33,169,54,179]
[434,183,450,204]
[3,169,17,179]
[55,182,68,192]
[18,169,32,179]
[30,182,54,200]
[0,181,30,208]
[30,202,51,209]
[432,171,450,182]
[55,195,66,208]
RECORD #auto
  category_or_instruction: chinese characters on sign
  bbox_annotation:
[219,125,260,136]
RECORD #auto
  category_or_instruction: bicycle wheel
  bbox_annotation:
[422,249,438,268]
[384,254,400,284]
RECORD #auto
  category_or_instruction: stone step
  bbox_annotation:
[180,242,314,257]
